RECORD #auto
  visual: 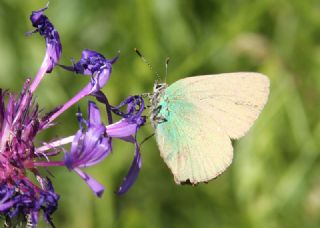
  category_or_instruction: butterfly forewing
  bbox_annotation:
[153,72,269,184]
[167,72,270,139]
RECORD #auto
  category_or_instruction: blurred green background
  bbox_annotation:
[1,0,320,227]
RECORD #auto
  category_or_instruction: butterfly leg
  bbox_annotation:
[154,116,167,124]
[152,105,168,124]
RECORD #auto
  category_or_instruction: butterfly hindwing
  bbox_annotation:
[154,83,233,184]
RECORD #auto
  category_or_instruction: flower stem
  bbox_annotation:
[36,135,74,153]
[43,84,92,127]
[29,54,50,93]
[33,161,65,167]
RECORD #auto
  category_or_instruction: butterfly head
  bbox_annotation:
[153,82,167,94]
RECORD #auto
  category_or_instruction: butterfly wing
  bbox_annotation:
[154,72,269,184]
[155,101,233,184]
[166,72,270,139]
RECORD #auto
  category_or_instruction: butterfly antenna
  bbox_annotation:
[134,48,161,83]
[165,57,170,84]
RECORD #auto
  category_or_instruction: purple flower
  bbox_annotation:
[64,102,111,197]
[0,6,118,226]
[63,96,146,196]
[0,81,60,226]
[59,49,119,94]
[59,51,145,195]
[43,49,119,125]
[60,55,146,195]
[107,96,146,195]
[0,80,41,182]
[0,179,59,227]
[29,4,62,73]
[26,4,62,94]
[0,78,60,226]
[0,4,146,227]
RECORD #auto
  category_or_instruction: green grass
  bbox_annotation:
[0,0,320,227]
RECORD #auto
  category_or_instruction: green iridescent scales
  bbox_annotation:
[156,88,196,161]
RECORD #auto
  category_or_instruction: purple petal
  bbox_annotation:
[106,120,139,138]
[0,200,15,211]
[74,168,104,197]
[88,101,101,127]
[81,49,105,59]
[29,5,62,73]
[65,124,111,169]
[111,95,145,119]
[30,211,39,227]
[29,4,49,26]
[80,129,111,167]
[117,142,142,195]
[59,49,117,76]
[106,95,146,139]
[89,68,112,94]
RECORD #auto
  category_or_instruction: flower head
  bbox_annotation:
[59,49,119,94]
[0,4,146,227]
[0,80,40,182]
[63,95,146,197]
[68,49,118,76]
[27,4,62,94]
[0,76,60,227]
[0,178,59,227]
[0,5,117,226]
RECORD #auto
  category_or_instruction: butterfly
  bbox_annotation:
[149,72,270,184]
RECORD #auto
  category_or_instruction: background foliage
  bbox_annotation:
[0,0,320,227]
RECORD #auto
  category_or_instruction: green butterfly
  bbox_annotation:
[149,72,270,184]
